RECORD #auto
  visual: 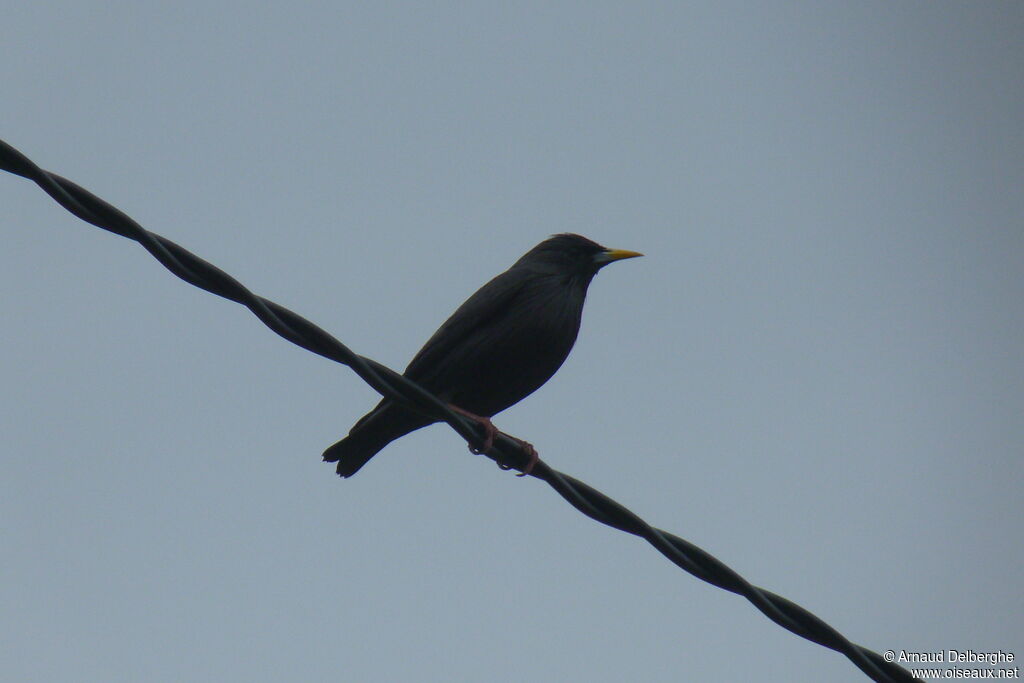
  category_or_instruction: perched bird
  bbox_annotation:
[323,233,642,477]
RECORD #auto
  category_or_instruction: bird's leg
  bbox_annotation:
[447,405,538,476]
[447,404,497,454]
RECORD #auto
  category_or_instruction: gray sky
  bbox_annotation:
[2,3,1022,682]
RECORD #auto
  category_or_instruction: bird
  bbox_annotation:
[323,233,642,477]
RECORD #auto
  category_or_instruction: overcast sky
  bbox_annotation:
[2,3,1022,682]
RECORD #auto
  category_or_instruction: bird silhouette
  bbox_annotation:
[323,233,642,477]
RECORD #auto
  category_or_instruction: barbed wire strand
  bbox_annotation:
[0,139,920,683]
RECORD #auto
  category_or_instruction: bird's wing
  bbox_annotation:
[403,267,530,388]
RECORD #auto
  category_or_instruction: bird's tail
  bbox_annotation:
[322,427,395,478]
[323,402,432,478]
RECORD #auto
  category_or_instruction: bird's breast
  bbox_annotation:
[446,279,586,416]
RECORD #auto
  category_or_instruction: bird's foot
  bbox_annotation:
[497,437,539,477]
[448,404,497,454]
[447,404,537,476]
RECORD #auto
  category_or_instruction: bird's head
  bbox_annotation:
[515,233,643,278]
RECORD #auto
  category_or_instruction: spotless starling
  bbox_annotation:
[323,233,642,477]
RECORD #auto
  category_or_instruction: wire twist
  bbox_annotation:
[0,138,921,683]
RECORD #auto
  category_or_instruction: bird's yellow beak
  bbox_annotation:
[594,248,644,266]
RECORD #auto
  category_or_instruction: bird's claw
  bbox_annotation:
[449,404,497,454]
[448,403,536,476]
[515,440,539,477]
[471,417,496,454]
[496,438,538,477]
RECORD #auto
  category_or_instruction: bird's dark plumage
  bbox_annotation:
[323,233,641,477]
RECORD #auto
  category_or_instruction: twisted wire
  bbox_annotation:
[0,139,920,683]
